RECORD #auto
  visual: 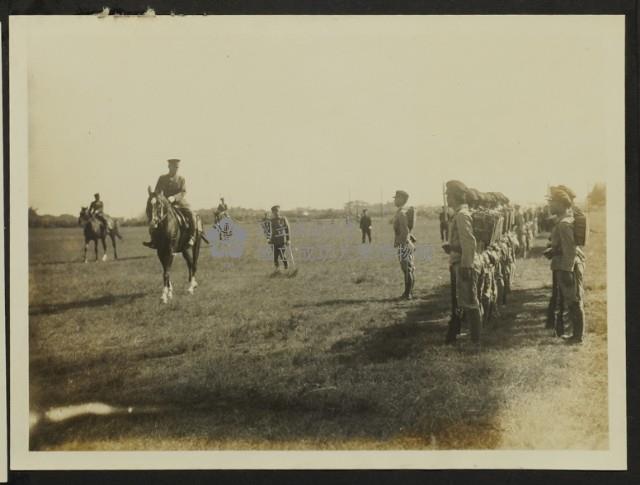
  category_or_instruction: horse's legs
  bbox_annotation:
[83,239,89,263]
[101,237,108,261]
[111,234,118,259]
[160,249,174,303]
[182,248,198,294]
[94,240,99,261]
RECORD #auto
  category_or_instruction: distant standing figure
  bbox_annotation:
[359,209,372,243]
[392,190,416,300]
[269,205,291,270]
[439,206,450,241]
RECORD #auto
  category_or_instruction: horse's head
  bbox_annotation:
[146,186,169,229]
[79,207,89,224]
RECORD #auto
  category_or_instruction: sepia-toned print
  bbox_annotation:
[10,14,626,469]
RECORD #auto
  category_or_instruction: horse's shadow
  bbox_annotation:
[29,293,146,316]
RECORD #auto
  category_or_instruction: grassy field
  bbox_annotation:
[28,209,608,450]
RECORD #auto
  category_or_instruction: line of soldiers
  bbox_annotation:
[95,159,585,345]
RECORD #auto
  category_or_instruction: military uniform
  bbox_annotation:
[549,211,586,342]
[360,212,372,243]
[392,191,415,299]
[444,180,483,344]
[88,196,111,229]
[270,207,290,269]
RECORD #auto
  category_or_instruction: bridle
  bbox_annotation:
[148,193,169,229]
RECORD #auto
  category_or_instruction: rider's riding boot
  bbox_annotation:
[142,241,156,249]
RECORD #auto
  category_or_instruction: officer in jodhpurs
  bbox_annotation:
[443,180,483,344]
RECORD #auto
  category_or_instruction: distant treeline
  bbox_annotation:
[28,203,452,228]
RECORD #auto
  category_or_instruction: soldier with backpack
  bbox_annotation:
[544,185,586,344]
[392,190,416,300]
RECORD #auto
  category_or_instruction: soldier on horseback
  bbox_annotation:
[88,193,110,229]
[143,158,197,249]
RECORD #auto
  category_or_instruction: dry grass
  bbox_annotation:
[28,209,608,451]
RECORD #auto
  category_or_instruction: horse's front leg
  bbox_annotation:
[160,250,174,303]
[83,240,89,263]
[101,237,108,262]
[111,235,118,260]
[94,240,99,261]
[182,249,198,294]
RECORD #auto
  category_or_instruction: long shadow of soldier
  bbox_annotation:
[329,284,453,365]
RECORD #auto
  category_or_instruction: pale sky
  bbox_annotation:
[23,15,623,218]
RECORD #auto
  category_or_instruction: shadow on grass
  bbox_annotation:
[294,297,398,308]
[29,292,146,316]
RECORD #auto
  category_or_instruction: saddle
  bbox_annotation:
[167,206,191,231]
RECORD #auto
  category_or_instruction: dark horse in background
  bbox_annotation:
[146,187,205,303]
[78,207,122,262]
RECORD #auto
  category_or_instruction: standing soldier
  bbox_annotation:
[359,208,372,244]
[439,206,450,242]
[143,158,196,249]
[444,180,482,344]
[392,190,416,300]
[269,205,291,271]
[546,186,586,344]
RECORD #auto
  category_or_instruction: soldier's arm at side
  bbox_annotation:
[171,176,186,203]
[557,222,577,271]
[154,175,164,195]
[458,212,477,268]
[396,213,409,243]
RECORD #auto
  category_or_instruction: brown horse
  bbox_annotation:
[146,187,203,303]
[78,207,122,262]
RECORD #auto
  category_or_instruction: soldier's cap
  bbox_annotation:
[393,190,409,200]
[445,180,468,195]
[94,193,100,198]
[554,184,576,200]
[271,205,280,212]
[466,188,481,203]
[548,187,572,205]
[167,158,181,165]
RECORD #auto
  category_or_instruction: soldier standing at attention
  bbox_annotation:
[444,180,482,344]
[392,190,416,300]
[143,158,197,249]
[439,206,450,241]
[546,186,586,344]
[359,208,372,244]
[88,193,108,228]
[269,205,291,271]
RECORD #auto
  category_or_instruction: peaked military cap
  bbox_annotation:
[445,180,468,195]
[271,205,280,212]
[94,193,100,197]
[393,190,409,200]
[167,158,181,164]
[555,184,576,200]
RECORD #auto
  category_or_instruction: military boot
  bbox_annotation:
[564,303,584,344]
[468,308,483,343]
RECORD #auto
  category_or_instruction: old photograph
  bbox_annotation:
[10,14,626,469]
